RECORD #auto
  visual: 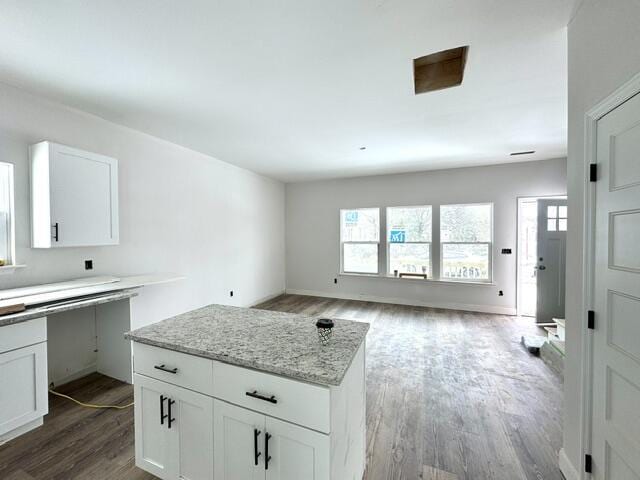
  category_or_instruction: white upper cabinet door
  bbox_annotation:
[265,416,330,480]
[30,141,119,248]
[214,399,266,480]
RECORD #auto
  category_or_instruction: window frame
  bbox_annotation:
[439,202,494,283]
[0,162,16,267]
[385,205,432,278]
[339,207,380,275]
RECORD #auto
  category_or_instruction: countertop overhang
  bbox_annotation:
[125,304,369,387]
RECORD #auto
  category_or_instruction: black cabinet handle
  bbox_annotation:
[160,395,168,425]
[254,428,262,466]
[52,223,59,242]
[154,364,178,374]
[246,390,277,404]
[167,398,175,429]
[265,432,272,470]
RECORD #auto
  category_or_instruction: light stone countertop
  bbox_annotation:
[125,304,369,387]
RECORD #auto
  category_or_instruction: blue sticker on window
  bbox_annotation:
[345,211,359,225]
[389,230,406,243]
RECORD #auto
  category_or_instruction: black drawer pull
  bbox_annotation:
[167,398,175,429]
[254,428,262,465]
[154,364,178,374]
[265,432,272,470]
[160,395,168,425]
[52,223,59,242]
[246,390,277,404]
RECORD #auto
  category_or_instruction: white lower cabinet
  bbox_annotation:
[134,374,214,480]
[133,342,366,480]
[214,400,329,480]
[264,413,330,480]
[0,341,48,438]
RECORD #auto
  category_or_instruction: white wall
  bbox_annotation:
[286,158,566,314]
[564,0,640,476]
[0,82,286,382]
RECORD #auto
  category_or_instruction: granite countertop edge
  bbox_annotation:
[125,333,358,386]
[124,304,369,387]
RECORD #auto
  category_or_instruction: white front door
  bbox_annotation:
[591,91,640,478]
[264,415,329,480]
[536,199,567,323]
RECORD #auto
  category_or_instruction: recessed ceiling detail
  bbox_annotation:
[413,46,468,95]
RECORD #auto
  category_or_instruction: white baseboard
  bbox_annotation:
[559,448,580,480]
[249,290,286,307]
[50,364,97,388]
[284,289,517,315]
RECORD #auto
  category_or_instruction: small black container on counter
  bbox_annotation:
[316,318,334,346]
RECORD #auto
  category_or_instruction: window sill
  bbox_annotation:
[339,272,495,286]
[0,264,27,275]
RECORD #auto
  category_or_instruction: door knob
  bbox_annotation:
[538,265,546,270]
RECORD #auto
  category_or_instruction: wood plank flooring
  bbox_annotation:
[0,295,563,480]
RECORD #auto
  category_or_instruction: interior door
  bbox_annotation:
[213,399,265,480]
[536,199,567,324]
[591,91,640,478]
[264,415,329,480]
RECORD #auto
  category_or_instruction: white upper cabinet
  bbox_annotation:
[30,141,119,248]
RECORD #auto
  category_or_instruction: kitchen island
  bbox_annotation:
[125,304,369,480]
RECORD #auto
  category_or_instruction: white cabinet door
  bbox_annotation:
[0,342,48,436]
[173,382,214,480]
[30,141,119,248]
[265,416,330,480]
[214,400,265,480]
[134,375,174,479]
[134,374,213,480]
[49,143,118,247]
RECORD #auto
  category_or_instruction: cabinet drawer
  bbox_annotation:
[0,318,47,354]
[133,343,213,396]
[212,361,331,434]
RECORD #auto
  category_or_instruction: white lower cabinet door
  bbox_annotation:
[0,342,48,436]
[134,374,213,480]
[214,400,265,480]
[173,382,214,480]
[134,375,175,479]
[264,416,330,480]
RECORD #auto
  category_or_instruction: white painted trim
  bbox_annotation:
[285,288,517,315]
[249,290,285,307]
[51,364,97,388]
[577,70,640,479]
[559,448,580,480]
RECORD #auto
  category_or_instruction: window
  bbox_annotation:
[441,203,492,281]
[0,163,15,266]
[387,206,432,277]
[340,208,380,274]
[547,205,567,232]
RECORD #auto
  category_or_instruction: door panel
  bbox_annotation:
[0,342,48,436]
[174,386,214,480]
[213,400,265,480]
[134,374,175,479]
[265,416,329,480]
[592,91,640,479]
[536,199,567,323]
[50,144,118,246]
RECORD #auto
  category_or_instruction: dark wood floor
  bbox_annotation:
[0,295,563,480]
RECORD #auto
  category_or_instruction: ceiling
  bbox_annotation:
[0,1,573,182]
